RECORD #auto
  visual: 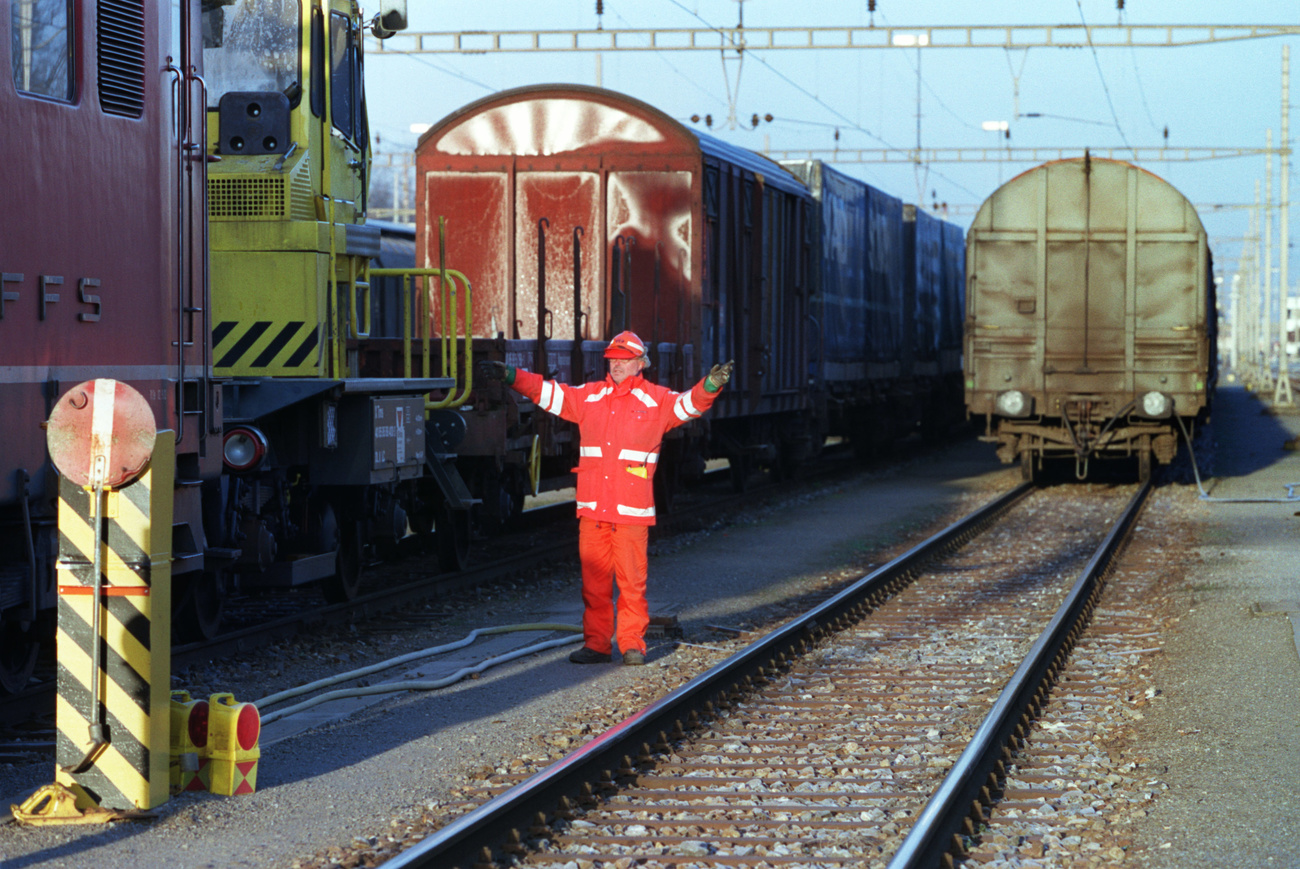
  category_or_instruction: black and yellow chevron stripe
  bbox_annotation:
[213,320,320,373]
[54,432,173,810]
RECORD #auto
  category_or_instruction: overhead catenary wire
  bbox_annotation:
[1115,4,1164,138]
[664,0,891,148]
[870,9,984,201]
[1075,0,1134,158]
[665,1,980,202]
[608,5,724,108]
[382,50,497,94]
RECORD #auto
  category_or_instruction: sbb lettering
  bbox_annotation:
[0,272,104,322]
[1,273,19,318]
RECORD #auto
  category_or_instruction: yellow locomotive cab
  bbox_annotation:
[196,0,476,622]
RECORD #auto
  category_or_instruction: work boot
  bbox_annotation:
[622,649,645,666]
[568,646,612,664]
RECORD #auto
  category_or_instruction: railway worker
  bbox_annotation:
[480,332,734,666]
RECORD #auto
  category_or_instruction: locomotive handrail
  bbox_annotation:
[350,256,372,340]
[435,215,471,408]
[368,267,474,409]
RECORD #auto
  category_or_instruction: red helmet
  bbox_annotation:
[603,330,647,360]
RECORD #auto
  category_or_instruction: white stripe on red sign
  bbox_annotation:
[89,378,116,488]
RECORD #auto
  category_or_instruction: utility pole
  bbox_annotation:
[1243,221,1255,383]
[1264,128,1275,390]
[1276,44,1294,405]
[1241,242,1249,380]
[1255,180,1270,388]
[914,40,923,205]
[1229,272,1240,373]
[595,1,604,88]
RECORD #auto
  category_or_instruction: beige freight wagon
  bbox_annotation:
[965,155,1215,481]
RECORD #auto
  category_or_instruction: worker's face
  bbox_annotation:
[608,356,645,385]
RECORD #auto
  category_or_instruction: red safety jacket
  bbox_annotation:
[511,369,719,525]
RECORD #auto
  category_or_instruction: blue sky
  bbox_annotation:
[362,1,1300,285]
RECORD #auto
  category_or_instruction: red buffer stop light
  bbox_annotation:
[207,694,261,795]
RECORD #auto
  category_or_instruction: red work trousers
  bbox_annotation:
[577,517,650,655]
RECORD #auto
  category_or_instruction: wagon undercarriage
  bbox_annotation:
[988,416,1181,481]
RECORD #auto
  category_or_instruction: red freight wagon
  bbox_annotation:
[415,84,814,521]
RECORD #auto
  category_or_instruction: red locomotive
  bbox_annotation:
[1,0,217,691]
[1,0,460,694]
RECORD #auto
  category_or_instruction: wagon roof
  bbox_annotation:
[418,83,806,195]
[973,155,1207,237]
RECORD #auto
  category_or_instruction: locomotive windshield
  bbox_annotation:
[202,0,301,108]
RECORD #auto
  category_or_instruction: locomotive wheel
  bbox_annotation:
[493,468,527,533]
[0,620,39,694]
[322,518,365,603]
[434,497,471,573]
[173,570,226,642]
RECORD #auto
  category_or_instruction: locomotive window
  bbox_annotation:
[309,7,323,118]
[329,11,358,143]
[202,0,302,110]
[11,0,72,101]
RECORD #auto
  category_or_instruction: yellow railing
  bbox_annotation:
[368,266,474,410]
[370,220,474,410]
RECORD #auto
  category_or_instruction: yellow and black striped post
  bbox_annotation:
[52,430,173,811]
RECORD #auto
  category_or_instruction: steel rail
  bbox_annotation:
[0,451,834,728]
[888,478,1153,869]
[381,481,1034,869]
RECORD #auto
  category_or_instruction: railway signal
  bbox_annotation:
[15,381,173,823]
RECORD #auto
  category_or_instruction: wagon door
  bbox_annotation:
[422,169,510,339]
[515,171,601,374]
[606,170,693,349]
[1130,168,1208,404]
[758,185,807,406]
[1042,159,1128,394]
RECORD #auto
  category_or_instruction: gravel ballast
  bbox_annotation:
[0,441,1007,868]
[4,386,1296,869]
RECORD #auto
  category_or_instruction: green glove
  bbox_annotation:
[705,360,734,393]
[478,360,515,384]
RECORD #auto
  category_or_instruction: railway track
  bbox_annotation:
[379,480,1153,869]
[0,451,857,731]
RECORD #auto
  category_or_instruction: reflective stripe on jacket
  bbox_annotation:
[511,370,718,525]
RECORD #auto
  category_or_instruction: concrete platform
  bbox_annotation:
[1129,385,1300,867]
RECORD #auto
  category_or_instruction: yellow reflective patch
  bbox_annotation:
[625,465,648,479]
